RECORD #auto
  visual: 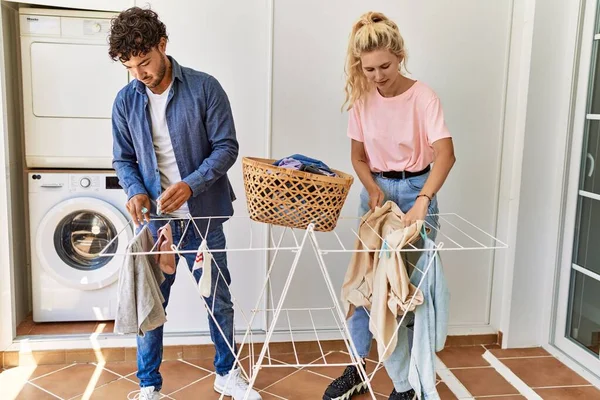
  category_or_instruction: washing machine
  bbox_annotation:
[29,171,132,322]
[20,7,129,168]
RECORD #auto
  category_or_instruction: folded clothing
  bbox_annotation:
[274,154,337,177]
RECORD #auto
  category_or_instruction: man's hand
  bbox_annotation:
[158,182,192,214]
[126,194,151,227]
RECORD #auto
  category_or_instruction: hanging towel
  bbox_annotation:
[342,201,415,316]
[408,237,450,399]
[192,239,213,297]
[114,226,166,336]
[155,223,176,274]
[371,221,424,361]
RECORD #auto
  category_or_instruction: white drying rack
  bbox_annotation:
[98,213,507,400]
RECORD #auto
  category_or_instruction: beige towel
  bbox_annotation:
[371,222,424,361]
[341,201,406,316]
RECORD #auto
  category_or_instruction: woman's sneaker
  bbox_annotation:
[389,388,416,400]
[322,363,368,400]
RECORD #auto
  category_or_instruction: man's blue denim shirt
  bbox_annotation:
[111,56,238,226]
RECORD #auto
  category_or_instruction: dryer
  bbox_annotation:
[20,8,129,169]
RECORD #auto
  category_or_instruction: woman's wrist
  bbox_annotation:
[416,193,432,204]
[366,182,380,194]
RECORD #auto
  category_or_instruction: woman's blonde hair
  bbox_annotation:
[343,11,407,110]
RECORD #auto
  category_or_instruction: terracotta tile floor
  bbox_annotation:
[1,346,598,399]
[16,315,114,337]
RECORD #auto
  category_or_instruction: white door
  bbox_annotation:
[555,0,600,376]
[36,197,131,290]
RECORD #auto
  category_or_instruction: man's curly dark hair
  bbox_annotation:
[108,7,168,62]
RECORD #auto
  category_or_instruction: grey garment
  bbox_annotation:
[114,227,167,336]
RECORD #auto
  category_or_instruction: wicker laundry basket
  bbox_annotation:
[242,157,354,232]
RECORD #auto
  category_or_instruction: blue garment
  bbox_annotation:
[274,154,336,176]
[386,238,449,400]
[136,221,236,390]
[348,171,440,393]
[112,56,238,230]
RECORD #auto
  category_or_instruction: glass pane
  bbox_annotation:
[581,120,600,194]
[574,196,600,276]
[53,211,117,271]
[567,270,600,358]
[590,40,600,114]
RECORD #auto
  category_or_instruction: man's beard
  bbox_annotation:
[146,55,167,88]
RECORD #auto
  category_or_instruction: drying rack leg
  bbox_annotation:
[308,227,377,400]
[243,227,312,400]
[244,224,377,399]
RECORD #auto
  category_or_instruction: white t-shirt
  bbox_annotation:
[146,83,190,216]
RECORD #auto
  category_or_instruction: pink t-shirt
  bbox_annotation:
[347,81,451,173]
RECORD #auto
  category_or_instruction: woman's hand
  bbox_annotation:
[403,196,429,227]
[368,185,385,211]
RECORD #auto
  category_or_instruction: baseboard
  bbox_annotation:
[2,332,500,367]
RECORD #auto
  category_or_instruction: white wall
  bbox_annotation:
[269,0,512,332]
[140,0,271,333]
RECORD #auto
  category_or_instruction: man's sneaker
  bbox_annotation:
[389,388,416,400]
[323,363,368,400]
[214,368,262,400]
[128,386,160,400]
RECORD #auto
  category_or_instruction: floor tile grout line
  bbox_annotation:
[163,373,214,397]
[257,389,288,400]
[27,363,78,382]
[178,357,223,374]
[64,371,128,400]
[94,361,140,379]
[482,350,542,400]
[258,362,309,391]
[447,366,494,370]
[259,352,335,392]
[22,362,131,400]
[436,355,475,399]
[494,356,554,360]
[27,380,65,400]
[530,384,595,389]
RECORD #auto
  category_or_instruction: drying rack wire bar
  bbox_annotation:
[97,212,507,257]
[321,212,508,254]
[98,214,304,257]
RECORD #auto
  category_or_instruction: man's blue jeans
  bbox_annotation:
[137,220,236,390]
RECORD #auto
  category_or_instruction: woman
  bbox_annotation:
[323,11,455,400]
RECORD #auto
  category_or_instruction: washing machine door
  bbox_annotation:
[36,197,132,290]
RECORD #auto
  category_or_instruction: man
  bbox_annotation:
[109,7,261,400]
